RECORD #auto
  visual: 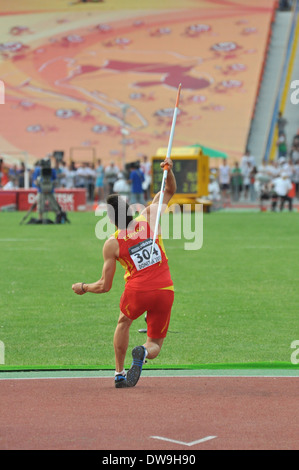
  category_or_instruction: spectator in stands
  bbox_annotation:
[18,162,26,188]
[277,111,288,135]
[268,160,281,179]
[129,161,145,206]
[65,162,77,189]
[105,161,119,195]
[218,159,231,204]
[54,158,63,186]
[75,163,88,189]
[290,137,299,163]
[293,134,299,146]
[208,175,221,203]
[231,162,243,202]
[59,161,68,188]
[241,162,251,201]
[258,160,272,179]
[140,155,152,202]
[293,160,299,199]
[282,158,294,179]
[257,179,272,212]
[249,165,258,201]
[8,165,18,187]
[241,149,256,172]
[95,159,105,202]
[271,172,293,212]
[85,163,96,202]
[277,132,287,159]
[279,0,292,11]
[113,172,131,200]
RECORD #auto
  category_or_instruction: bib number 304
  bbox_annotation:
[129,238,162,271]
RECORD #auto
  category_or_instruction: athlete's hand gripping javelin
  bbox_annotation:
[160,157,173,172]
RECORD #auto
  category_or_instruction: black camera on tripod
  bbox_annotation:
[35,158,55,194]
[20,152,70,225]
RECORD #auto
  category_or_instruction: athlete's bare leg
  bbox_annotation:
[113,312,133,372]
[143,337,164,359]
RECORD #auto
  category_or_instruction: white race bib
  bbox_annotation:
[129,238,162,271]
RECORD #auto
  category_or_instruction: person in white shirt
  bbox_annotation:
[241,150,256,172]
[290,146,299,163]
[140,155,152,201]
[258,161,272,178]
[113,172,131,200]
[281,159,294,180]
[65,162,77,189]
[268,160,281,179]
[208,175,221,202]
[75,164,88,188]
[241,162,251,200]
[218,159,231,203]
[95,159,105,202]
[105,161,119,195]
[293,162,299,199]
[271,172,293,211]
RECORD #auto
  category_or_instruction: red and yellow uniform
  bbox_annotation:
[114,214,174,338]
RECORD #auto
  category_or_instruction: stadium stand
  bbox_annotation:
[0,0,280,167]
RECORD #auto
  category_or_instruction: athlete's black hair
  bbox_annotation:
[106,194,133,229]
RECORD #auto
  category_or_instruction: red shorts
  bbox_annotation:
[120,287,174,339]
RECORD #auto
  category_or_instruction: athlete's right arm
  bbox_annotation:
[152,158,176,206]
[141,157,176,228]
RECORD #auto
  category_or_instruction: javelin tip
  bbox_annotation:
[175,84,182,108]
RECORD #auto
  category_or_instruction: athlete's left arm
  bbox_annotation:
[72,238,117,295]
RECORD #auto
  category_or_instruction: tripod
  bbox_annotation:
[20,191,69,225]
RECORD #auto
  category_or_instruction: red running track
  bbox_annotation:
[0,376,298,450]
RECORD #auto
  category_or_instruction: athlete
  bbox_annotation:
[72,157,176,388]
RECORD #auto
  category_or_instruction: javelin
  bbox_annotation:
[150,83,182,263]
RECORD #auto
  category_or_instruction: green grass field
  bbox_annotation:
[0,210,299,370]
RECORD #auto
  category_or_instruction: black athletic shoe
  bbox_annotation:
[114,374,128,388]
[126,346,146,387]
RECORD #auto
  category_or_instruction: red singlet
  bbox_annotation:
[114,214,174,338]
[114,214,173,291]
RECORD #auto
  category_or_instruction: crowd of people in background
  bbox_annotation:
[0,158,27,190]
[1,108,299,213]
[0,155,152,206]
[208,121,299,212]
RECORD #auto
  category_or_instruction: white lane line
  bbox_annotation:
[150,436,217,447]
[0,370,299,380]
[0,373,299,380]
